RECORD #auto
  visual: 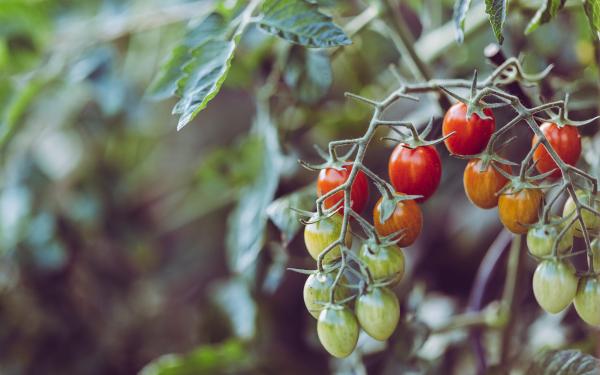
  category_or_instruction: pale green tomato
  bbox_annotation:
[303,272,350,319]
[317,305,359,358]
[562,190,600,238]
[526,219,573,257]
[358,243,405,286]
[592,239,600,273]
[304,214,352,263]
[573,276,600,326]
[532,260,578,314]
[355,287,400,341]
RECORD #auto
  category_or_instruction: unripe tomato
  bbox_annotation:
[526,218,573,257]
[498,188,543,234]
[388,144,441,202]
[532,123,581,179]
[317,164,369,214]
[303,272,351,319]
[358,243,405,286]
[463,159,511,209]
[592,239,600,272]
[355,287,400,341]
[532,260,578,314]
[562,189,600,237]
[442,102,495,155]
[304,214,352,263]
[373,196,422,247]
[573,276,600,326]
[317,305,359,358]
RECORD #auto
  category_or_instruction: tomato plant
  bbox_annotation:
[388,144,442,202]
[532,260,578,314]
[562,190,600,237]
[355,287,400,341]
[303,272,350,319]
[442,102,495,156]
[498,188,543,234]
[304,214,352,263]
[532,123,581,178]
[373,196,423,247]
[526,217,573,257]
[358,242,405,286]
[463,159,511,209]
[317,305,359,358]
[317,164,369,214]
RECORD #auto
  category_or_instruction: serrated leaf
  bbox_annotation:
[283,46,332,103]
[525,0,566,34]
[453,0,472,43]
[485,0,507,44]
[258,0,351,48]
[583,0,600,40]
[265,184,316,244]
[526,349,600,375]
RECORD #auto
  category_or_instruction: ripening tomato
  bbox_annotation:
[562,189,600,237]
[317,305,359,358]
[532,123,581,178]
[388,144,442,202]
[532,259,578,314]
[573,276,600,326]
[526,217,573,257]
[463,159,511,209]
[317,164,369,214]
[355,287,400,341]
[498,188,543,234]
[304,214,352,263]
[358,243,405,286]
[303,272,351,319]
[373,196,422,247]
[442,102,495,155]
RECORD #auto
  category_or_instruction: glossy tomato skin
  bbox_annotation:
[532,260,578,314]
[303,272,351,319]
[317,164,369,214]
[498,188,543,234]
[373,196,422,247]
[573,276,600,326]
[358,243,405,286]
[442,102,495,155]
[532,123,581,179]
[463,159,511,209]
[562,190,600,237]
[317,306,359,358]
[526,218,573,257]
[388,144,442,202]
[304,214,352,263]
[355,287,400,341]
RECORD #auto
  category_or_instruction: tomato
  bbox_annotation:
[317,305,359,358]
[463,159,511,209]
[358,243,405,286]
[373,196,422,247]
[532,123,581,179]
[573,276,600,326]
[498,188,543,234]
[532,259,578,314]
[562,189,600,237]
[442,102,495,155]
[388,144,442,202]
[526,217,573,257]
[303,272,351,319]
[355,287,400,341]
[304,214,352,263]
[317,164,369,214]
[592,239,600,272]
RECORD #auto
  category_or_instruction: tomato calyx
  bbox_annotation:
[376,193,422,224]
[380,117,452,149]
[534,93,600,129]
[299,142,357,172]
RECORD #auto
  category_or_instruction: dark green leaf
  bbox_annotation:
[453,0,472,43]
[526,349,600,375]
[258,0,351,48]
[484,0,507,44]
[583,0,600,40]
[283,46,332,103]
[265,184,315,244]
[525,0,566,34]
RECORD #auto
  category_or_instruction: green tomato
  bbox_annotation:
[573,276,600,326]
[358,243,405,286]
[355,287,400,341]
[304,214,352,263]
[532,260,578,314]
[317,305,359,358]
[526,218,573,257]
[562,190,600,238]
[592,239,600,273]
[303,272,351,319]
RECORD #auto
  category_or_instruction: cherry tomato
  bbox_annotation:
[358,243,405,286]
[592,239,600,272]
[388,144,442,202]
[498,188,543,234]
[526,217,573,257]
[373,196,422,247]
[573,276,600,326]
[304,214,352,263]
[355,287,400,341]
[532,259,578,314]
[532,123,581,179]
[303,272,351,319]
[463,159,511,209]
[442,102,495,156]
[562,189,600,237]
[317,305,359,358]
[317,164,369,214]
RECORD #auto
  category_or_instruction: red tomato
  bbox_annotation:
[532,123,581,179]
[388,144,442,202]
[317,164,369,214]
[373,196,422,247]
[442,102,495,156]
[463,159,511,209]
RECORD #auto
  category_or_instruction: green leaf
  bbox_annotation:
[265,184,316,244]
[210,278,257,339]
[283,46,332,103]
[258,0,352,48]
[526,350,600,375]
[525,0,566,34]
[583,0,600,40]
[484,0,507,44]
[453,0,472,43]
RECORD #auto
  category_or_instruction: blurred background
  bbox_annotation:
[0,0,598,374]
